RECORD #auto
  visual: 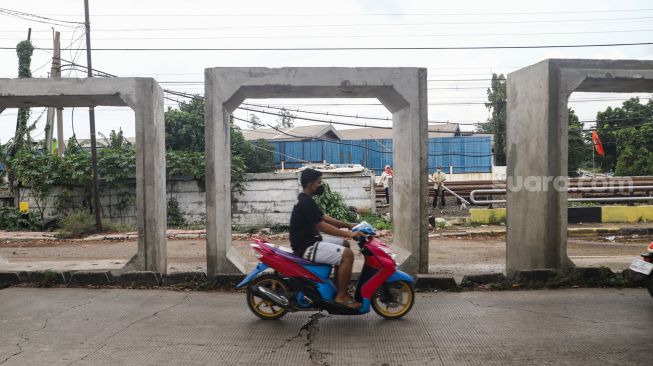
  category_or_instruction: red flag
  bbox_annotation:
[592,130,604,157]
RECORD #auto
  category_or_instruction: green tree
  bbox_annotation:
[595,97,653,173]
[276,108,296,128]
[164,97,205,152]
[568,108,592,176]
[249,114,262,130]
[478,74,507,166]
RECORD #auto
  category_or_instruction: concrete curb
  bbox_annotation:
[513,269,558,285]
[68,271,113,287]
[0,271,21,285]
[213,275,247,287]
[414,274,459,291]
[113,271,161,287]
[461,273,508,286]
[18,270,68,285]
[161,271,208,286]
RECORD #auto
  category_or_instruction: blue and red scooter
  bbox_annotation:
[236,222,415,319]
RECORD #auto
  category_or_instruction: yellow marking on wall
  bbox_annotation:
[469,208,506,224]
[19,201,29,213]
[601,205,653,223]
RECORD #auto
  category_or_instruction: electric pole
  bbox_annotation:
[45,31,64,156]
[84,0,102,231]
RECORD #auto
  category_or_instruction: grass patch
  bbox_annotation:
[56,210,96,238]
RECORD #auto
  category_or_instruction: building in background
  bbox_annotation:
[242,124,494,175]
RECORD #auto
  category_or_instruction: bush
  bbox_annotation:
[0,207,42,231]
[359,213,393,231]
[56,210,96,238]
[314,183,356,222]
[167,197,186,227]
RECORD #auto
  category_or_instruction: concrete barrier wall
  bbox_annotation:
[21,172,375,228]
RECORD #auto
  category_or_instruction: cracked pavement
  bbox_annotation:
[0,288,652,365]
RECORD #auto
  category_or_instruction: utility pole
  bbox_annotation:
[84,0,102,231]
[45,31,64,156]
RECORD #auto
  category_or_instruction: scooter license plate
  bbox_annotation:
[629,258,653,275]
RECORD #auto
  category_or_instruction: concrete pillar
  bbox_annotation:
[506,59,653,276]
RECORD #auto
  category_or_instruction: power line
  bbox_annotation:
[0,7,82,27]
[3,42,650,52]
[10,28,653,41]
[33,8,653,17]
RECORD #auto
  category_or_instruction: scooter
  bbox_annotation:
[236,222,415,319]
[628,241,653,297]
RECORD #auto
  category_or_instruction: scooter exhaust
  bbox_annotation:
[253,285,290,306]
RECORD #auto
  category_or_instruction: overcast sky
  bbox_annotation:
[1,0,652,143]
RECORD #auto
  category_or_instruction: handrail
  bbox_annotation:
[470,186,653,205]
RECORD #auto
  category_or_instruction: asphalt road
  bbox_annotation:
[1,287,651,365]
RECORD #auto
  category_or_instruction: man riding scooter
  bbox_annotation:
[290,168,366,309]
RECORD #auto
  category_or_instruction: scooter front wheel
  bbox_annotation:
[246,275,290,320]
[371,280,415,319]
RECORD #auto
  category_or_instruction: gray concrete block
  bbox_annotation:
[0,272,20,285]
[68,271,113,287]
[461,273,508,286]
[414,274,458,291]
[113,271,161,287]
[18,271,67,285]
[161,271,208,286]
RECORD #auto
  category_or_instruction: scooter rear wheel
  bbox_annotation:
[647,275,653,298]
[246,275,290,320]
[371,280,415,319]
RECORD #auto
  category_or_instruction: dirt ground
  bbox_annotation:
[1,233,650,280]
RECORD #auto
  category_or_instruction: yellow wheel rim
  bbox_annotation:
[248,278,288,319]
[372,281,413,318]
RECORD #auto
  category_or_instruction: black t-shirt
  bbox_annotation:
[289,193,324,256]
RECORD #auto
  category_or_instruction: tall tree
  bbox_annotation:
[249,114,262,130]
[164,98,275,174]
[567,108,592,176]
[276,108,296,128]
[595,97,653,173]
[478,74,507,166]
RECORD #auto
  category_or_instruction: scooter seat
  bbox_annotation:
[266,244,331,267]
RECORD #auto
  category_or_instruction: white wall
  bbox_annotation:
[22,172,376,228]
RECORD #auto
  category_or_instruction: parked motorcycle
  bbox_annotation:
[236,222,415,319]
[628,241,653,297]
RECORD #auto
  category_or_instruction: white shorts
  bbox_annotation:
[302,235,347,266]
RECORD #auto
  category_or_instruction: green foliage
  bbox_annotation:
[568,109,593,176]
[244,139,275,173]
[596,97,653,174]
[165,97,205,152]
[478,74,507,166]
[613,123,653,176]
[166,151,205,179]
[167,197,186,227]
[0,207,41,231]
[56,210,96,238]
[276,108,296,128]
[313,182,356,222]
[11,149,62,220]
[359,213,392,231]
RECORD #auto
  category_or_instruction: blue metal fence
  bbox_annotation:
[265,136,492,174]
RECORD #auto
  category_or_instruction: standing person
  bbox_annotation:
[430,165,447,209]
[290,168,366,309]
[380,165,393,204]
